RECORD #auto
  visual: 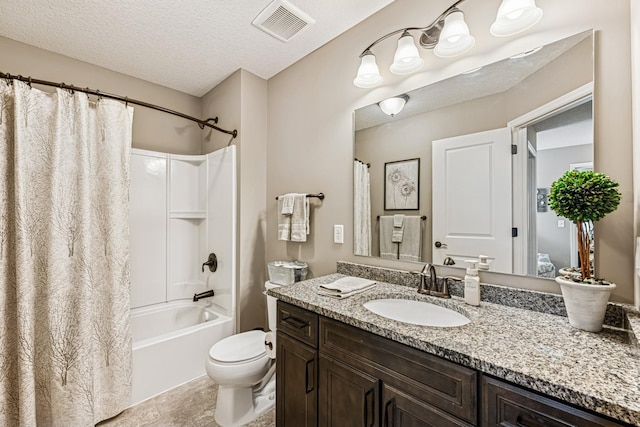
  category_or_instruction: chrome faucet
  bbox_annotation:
[410,264,451,298]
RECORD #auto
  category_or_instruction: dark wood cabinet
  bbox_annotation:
[276,332,317,427]
[481,375,626,427]
[276,301,629,427]
[319,354,380,427]
[383,384,474,427]
[276,301,319,427]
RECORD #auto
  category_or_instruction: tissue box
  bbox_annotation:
[268,261,308,285]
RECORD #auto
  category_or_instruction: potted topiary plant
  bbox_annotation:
[548,169,622,332]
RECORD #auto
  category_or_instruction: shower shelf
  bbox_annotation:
[170,211,206,219]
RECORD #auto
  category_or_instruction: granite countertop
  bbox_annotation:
[268,273,640,425]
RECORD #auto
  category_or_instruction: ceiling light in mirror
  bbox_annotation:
[510,46,543,59]
[378,95,409,116]
[390,31,424,75]
[490,0,544,37]
[433,11,475,58]
[353,50,383,88]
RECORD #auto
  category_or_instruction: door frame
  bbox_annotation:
[507,82,594,275]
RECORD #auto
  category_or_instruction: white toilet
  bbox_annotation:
[206,281,280,427]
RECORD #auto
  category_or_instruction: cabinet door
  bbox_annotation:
[382,384,474,427]
[319,354,380,427]
[276,332,317,427]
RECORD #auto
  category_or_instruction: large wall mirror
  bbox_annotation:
[354,30,594,279]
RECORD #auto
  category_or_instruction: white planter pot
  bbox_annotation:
[555,276,616,332]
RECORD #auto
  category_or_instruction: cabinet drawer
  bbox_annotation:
[320,317,477,424]
[277,301,318,348]
[481,375,627,427]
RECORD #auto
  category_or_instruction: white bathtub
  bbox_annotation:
[130,300,234,405]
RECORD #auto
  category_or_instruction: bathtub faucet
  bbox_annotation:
[193,289,215,302]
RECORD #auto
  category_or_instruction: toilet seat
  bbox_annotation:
[209,330,267,364]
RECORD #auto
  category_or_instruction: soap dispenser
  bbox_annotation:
[464,260,481,306]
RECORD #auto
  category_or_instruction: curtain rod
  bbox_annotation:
[0,72,238,139]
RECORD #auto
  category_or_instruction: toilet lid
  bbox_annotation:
[209,330,267,363]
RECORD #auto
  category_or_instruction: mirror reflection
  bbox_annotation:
[354,30,594,278]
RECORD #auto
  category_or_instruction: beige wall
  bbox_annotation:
[0,36,203,154]
[267,0,634,302]
[202,70,269,331]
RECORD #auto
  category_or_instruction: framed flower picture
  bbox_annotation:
[384,158,419,210]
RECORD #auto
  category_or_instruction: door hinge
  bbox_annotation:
[512,227,518,237]
[511,144,518,155]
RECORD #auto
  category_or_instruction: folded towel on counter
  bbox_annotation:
[317,288,376,299]
[319,276,376,294]
[393,214,404,228]
[280,193,295,215]
[290,194,309,242]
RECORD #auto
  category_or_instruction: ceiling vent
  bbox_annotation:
[252,0,315,42]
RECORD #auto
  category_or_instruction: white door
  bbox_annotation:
[432,128,512,273]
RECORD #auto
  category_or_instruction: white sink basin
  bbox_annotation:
[363,299,470,327]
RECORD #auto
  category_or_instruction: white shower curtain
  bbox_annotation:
[0,81,133,426]
[354,160,371,256]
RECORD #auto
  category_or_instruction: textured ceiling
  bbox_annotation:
[0,0,393,96]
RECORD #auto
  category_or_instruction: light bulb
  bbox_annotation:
[434,11,475,58]
[390,32,424,75]
[490,0,543,37]
[353,51,383,88]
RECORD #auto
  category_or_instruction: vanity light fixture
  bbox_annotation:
[490,0,544,37]
[378,94,409,117]
[353,0,543,88]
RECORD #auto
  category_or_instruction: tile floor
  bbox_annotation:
[97,376,275,427]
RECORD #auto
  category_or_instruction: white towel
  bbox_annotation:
[319,276,376,293]
[277,197,291,241]
[379,216,397,259]
[318,277,376,298]
[393,214,404,228]
[280,193,295,215]
[398,216,422,262]
[317,288,375,299]
[290,194,309,242]
[391,224,403,243]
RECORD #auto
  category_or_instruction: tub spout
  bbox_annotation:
[193,289,215,302]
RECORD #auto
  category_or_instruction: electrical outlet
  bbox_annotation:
[558,219,565,228]
[333,225,344,244]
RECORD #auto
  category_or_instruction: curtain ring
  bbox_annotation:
[27,77,32,88]
[124,96,128,107]
[69,84,75,95]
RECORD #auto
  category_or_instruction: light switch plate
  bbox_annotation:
[558,220,565,228]
[333,225,344,244]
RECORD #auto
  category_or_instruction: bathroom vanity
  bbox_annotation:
[270,268,640,426]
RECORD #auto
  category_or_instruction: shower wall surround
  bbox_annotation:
[129,146,237,317]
